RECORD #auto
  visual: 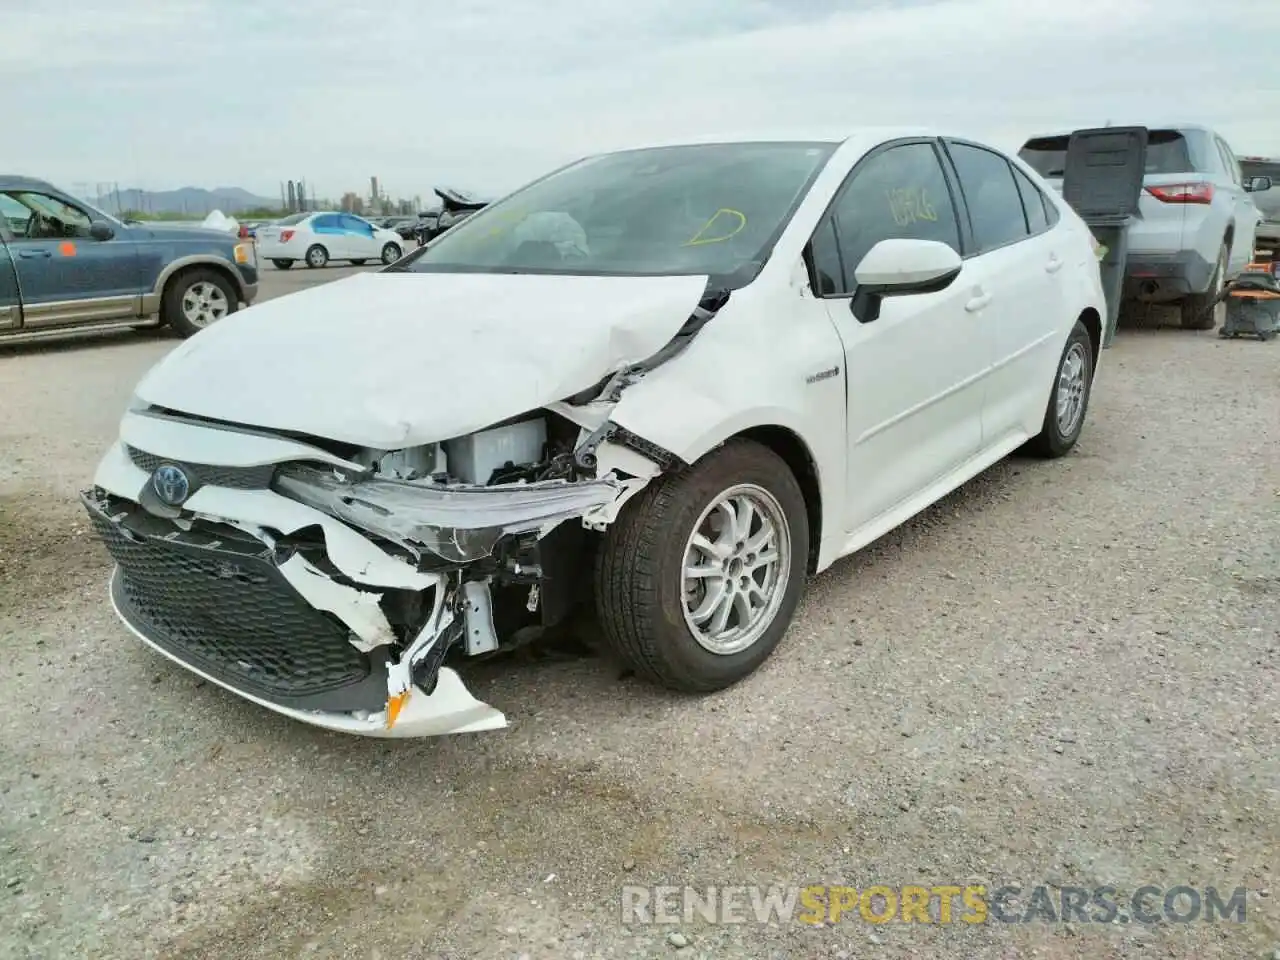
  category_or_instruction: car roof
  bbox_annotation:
[603,126,942,151]
[0,175,61,192]
[1020,122,1216,143]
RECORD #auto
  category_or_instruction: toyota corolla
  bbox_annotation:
[84,129,1106,737]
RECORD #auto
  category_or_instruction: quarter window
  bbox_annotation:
[1011,165,1051,236]
[808,141,960,295]
[947,143,1029,253]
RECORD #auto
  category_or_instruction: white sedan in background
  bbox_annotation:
[256,211,404,269]
[85,128,1106,738]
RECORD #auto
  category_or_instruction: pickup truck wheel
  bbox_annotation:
[305,244,329,268]
[162,269,238,338]
[271,259,294,270]
[380,242,402,265]
[594,439,809,693]
[1180,242,1229,330]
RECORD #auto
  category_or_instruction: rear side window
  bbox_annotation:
[1011,166,1052,235]
[312,214,340,230]
[947,142,1029,253]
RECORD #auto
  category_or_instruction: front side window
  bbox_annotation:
[397,141,838,286]
[2,191,93,240]
[809,141,961,295]
[947,143,1029,254]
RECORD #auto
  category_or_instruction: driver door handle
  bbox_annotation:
[18,249,51,259]
[1046,254,1064,274]
[965,291,992,313]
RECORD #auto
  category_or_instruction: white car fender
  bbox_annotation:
[604,287,850,569]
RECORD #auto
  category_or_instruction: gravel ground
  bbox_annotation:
[1,273,1278,959]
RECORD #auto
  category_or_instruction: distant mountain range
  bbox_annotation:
[91,186,279,215]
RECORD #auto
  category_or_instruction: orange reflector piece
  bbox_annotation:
[59,242,76,257]
[385,690,411,729]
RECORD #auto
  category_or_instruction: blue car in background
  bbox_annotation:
[0,176,259,343]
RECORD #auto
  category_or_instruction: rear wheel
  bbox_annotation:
[1180,241,1229,330]
[1025,319,1094,458]
[271,259,294,270]
[381,242,402,265]
[594,439,809,692]
[305,244,329,269]
[162,268,238,338]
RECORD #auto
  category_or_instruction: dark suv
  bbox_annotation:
[0,176,258,344]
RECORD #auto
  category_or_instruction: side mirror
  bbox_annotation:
[849,238,963,323]
[89,221,115,241]
[1245,176,1273,193]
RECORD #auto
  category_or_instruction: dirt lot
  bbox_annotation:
[1,266,1278,960]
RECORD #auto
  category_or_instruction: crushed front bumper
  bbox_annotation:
[81,425,521,737]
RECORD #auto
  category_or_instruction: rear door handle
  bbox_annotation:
[18,249,51,259]
[965,292,992,313]
[1046,255,1064,274]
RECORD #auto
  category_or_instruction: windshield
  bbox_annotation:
[397,141,837,283]
[1242,159,1280,181]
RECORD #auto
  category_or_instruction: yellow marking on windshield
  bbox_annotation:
[886,188,938,227]
[684,208,747,246]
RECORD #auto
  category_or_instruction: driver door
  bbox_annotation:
[0,189,142,328]
[339,215,380,259]
[808,139,991,535]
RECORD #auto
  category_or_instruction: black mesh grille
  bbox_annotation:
[127,445,276,490]
[84,492,386,711]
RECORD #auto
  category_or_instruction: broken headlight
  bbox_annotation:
[273,463,620,564]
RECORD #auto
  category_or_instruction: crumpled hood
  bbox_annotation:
[134,270,710,448]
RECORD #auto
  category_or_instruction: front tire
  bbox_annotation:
[381,242,402,265]
[305,244,329,269]
[161,268,238,339]
[1180,241,1229,330]
[595,439,809,692]
[1025,319,1094,458]
[271,259,294,270]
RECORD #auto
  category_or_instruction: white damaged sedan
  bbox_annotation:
[84,129,1107,736]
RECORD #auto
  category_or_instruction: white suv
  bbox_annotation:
[1020,124,1266,329]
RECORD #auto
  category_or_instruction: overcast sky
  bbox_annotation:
[6,0,1277,202]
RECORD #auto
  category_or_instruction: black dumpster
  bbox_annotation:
[1060,126,1149,347]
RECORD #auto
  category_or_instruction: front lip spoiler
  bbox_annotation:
[105,567,507,738]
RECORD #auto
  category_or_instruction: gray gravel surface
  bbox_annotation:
[1,276,1278,959]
